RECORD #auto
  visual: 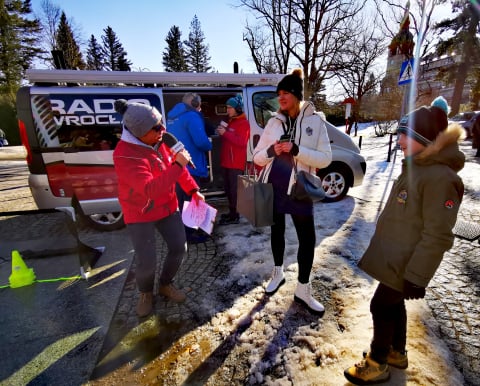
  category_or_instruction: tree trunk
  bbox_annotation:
[450,62,469,116]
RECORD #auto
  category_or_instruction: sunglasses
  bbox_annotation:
[151,123,165,133]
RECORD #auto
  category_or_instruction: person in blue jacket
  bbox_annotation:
[167,93,212,243]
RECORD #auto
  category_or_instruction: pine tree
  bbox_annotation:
[86,34,104,70]
[162,25,188,72]
[101,26,131,71]
[435,2,480,114]
[0,0,42,98]
[56,12,85,69]
[184,15,211,73]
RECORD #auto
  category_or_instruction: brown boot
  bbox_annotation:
[136,292,153,317]
[158,283,186,302]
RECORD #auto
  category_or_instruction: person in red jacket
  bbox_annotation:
[216,94,250,225]
[113,99,205,318]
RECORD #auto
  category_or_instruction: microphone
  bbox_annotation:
[162,132,196,169]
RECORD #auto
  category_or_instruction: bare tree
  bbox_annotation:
[243,23,279,73]
[239,0,365,99]
[39,0,61,51]
[36,0,85,67]
[331,15,388,118]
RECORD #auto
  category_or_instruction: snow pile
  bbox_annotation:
[200,126,467,385]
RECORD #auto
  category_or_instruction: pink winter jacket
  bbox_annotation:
[113,138,198,224]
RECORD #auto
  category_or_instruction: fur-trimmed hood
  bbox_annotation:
[414,123,465,172]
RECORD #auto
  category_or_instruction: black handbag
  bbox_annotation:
[290,163,326,203]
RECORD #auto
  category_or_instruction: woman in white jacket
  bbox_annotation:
[253,69,332,314]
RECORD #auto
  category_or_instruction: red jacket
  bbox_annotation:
[113,139,198,224]
[219,113,250,170]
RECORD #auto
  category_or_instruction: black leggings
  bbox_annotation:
[271,210,316,283]
[370,283,407,363]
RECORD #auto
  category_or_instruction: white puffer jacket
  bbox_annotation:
[253,101,332,194]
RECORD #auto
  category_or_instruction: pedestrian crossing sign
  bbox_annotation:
[398,59,414,85]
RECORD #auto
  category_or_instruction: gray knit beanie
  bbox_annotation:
[114,99,162,138]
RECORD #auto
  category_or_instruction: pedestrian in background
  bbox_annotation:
[217,94,250,225]
[471,114,480,157]
[113,99,205,318]
[253,68,332,315]
[167,92,212,243]
[344,96,465,385]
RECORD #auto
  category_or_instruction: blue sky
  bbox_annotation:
[30,0,257,73]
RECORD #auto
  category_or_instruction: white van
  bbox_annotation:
[17,69,366,231]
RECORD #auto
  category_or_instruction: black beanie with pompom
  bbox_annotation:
[276,68,304,101]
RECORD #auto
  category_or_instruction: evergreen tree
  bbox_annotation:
[56,11,85,69]
[162,25,188,72]
[0,0,42,99]
[86,34,104,70]
[434,2,480,114]
[184,15,211,72]
[101,26,131,71]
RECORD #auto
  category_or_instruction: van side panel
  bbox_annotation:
[17,82,366,225]
[18,89,163,209]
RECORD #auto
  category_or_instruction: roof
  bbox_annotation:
[25,69,285,87]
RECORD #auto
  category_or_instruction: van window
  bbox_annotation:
[31,93,160,151]
[252,91,279,128]
[57,124,121,151]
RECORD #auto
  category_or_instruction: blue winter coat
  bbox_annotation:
[166,102,212,178]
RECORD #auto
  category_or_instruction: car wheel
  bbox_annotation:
[81,211,125,231]
[73,199,125,231]
[317,163,352,202]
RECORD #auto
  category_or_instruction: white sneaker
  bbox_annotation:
[265,265,285,294]
[294,282,325,315]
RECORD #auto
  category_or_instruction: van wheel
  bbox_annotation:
[73,200,125,231]
[80,211,125,231]
[317,163,352,202]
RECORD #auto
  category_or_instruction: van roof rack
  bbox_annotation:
[25,69,285,87]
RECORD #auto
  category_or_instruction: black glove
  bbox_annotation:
[403,279,426,300]
[290,143,299,156]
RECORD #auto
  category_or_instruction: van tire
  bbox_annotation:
[73,199,125,231]
[317,163,352,202]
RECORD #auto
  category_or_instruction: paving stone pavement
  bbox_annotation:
[2,146,479,385]
[426,198,480,386]
[92,200,480,385]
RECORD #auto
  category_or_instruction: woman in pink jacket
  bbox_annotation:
[113,99,204,317]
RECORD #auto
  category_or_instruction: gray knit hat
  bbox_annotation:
[114,99,162,138]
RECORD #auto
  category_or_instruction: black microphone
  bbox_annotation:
[162,132,196,169]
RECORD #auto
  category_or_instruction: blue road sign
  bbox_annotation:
[398,59,414,85]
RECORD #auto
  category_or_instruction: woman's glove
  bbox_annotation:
[289,143,299,156]
[403,279,426,300]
